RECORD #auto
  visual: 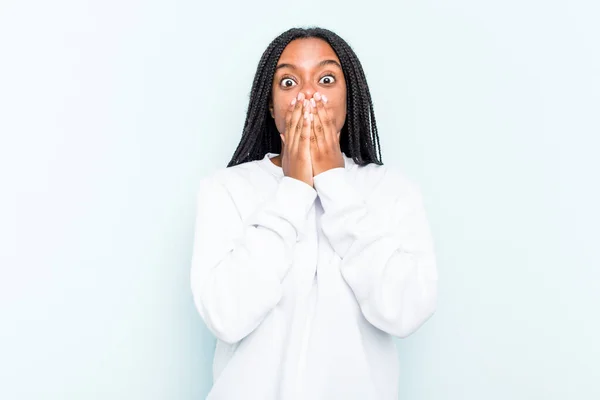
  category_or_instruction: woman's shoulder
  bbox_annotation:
[197,158,269,189]
[350,158,421,201]
[194,158,276,218]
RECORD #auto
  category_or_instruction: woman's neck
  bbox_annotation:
[269,153,282,167]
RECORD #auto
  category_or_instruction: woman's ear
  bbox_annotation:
[269,100,274,118]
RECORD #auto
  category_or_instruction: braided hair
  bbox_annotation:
[227,27,383,168]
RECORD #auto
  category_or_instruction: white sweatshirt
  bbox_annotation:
[190,152,438,400]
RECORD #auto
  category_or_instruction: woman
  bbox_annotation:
[191,27,438,399]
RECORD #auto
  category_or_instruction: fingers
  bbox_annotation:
[291,97,306,154]
[312,92,334,148]
[282,92,337,157]
[299,99,312,155]
[284,92,305,149]
[309,97,323,152]
[281,98,295,145]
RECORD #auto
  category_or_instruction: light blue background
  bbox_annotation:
[1,0,598,399]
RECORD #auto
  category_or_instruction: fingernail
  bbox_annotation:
[314,92,321,101]
[310,98,316,107]
[291,98,296,106]
[297,92,305,101]
[322,95,328,104]
[310,114,314,121]
[304,111,309,119]
[304,99,309,108]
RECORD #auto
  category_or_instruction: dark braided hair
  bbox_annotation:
[227,27,383,168]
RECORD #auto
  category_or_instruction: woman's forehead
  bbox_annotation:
[277,38,340,67]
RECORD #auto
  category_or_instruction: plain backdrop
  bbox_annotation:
[1,0,598,399]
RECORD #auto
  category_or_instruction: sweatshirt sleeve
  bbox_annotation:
[313,167,438,338]
[190,174,317,344]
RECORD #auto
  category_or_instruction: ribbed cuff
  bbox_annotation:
[313,167,363,214]
[276,176,318,241]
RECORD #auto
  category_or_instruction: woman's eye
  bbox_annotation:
[281,78,296,88]
[319,75,336,85]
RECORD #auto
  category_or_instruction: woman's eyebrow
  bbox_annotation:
[275,59,342,72]
[317,59,342,69]
[275,63,297,71]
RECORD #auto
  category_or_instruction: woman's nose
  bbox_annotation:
[300,83,317,99]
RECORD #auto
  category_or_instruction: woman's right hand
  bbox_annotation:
[280,92,314,188]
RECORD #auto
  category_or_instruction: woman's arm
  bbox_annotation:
[313,167,438,338]
[190,174,317,344]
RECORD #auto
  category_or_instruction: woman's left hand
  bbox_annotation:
[309,92,345,176]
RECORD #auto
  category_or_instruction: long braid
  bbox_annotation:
[227,27,383,168]
[338,40,381,164]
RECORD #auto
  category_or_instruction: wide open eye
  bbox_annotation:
[280,77,297,88]
[319,75,336,85]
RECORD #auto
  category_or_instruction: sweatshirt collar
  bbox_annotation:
[259,152,354,178]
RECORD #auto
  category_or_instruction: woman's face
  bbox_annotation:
[270,38,347,136]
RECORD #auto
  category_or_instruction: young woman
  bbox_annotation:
[191,27,438,400]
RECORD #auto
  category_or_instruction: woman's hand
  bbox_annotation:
[280,92,314,188]
[308,92,345,176]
